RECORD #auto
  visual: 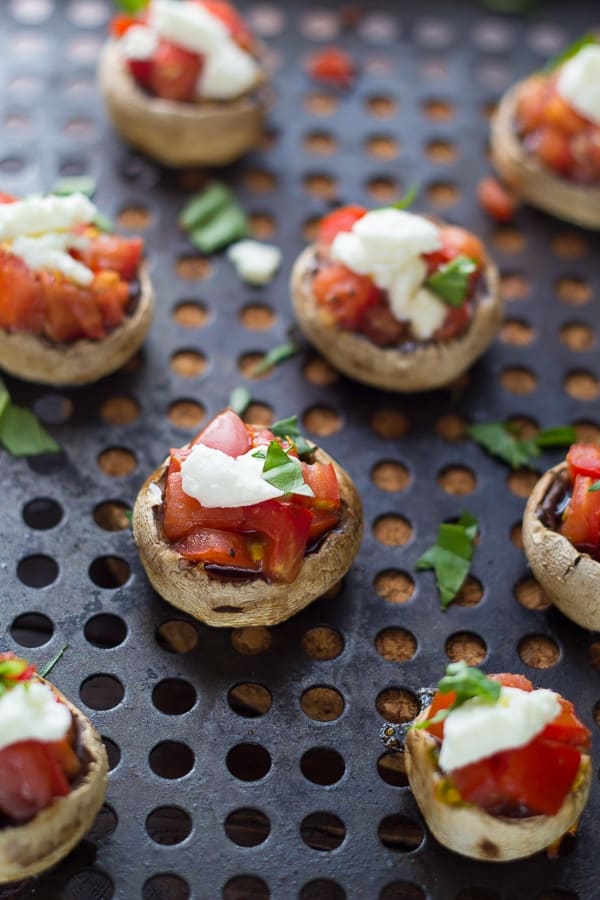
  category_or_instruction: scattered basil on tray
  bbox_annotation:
[468,421,576,468]
[180,181,248,253]
[252,341,297,376]
[39,644,69,678]
[229,386,252,416]
[52,176,97,198]
[0,379,59,457]
[416,512,478,610]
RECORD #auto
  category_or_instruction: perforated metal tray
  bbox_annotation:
[0,1,599,898]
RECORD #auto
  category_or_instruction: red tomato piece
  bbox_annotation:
[163,470,246,541]
[0,741,69,822]
[0,192,17,204]
[516,75,549,132]
[199,0,254,51]
[40,275,105,342]
[438,225,486,268]
[148,39,202,102]
[561,473,600,547]
[566,443,600,480]
[174,527,261,569]
[488,673,533,691]
[318,205,367,246]
[298,461,340,511]
[110,14,141,38]
[306,508,341,543]
[313,264,379,329]
[535,126,574,174]
[243,500,313,583]
[433,303,471,342]
[92,272,130,330]
[307,46,356,88]
[477,176,518,223]
[190,408,252,456]
[0,250,45,333]
[358,301,407,346]
[49,736,82,780]
[128,57,154,91]
[543,93,588,136]
[541,697,591,750]
[73,234,143,281]
[248,425,276,449]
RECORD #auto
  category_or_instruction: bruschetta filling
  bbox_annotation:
[538,443,600,560]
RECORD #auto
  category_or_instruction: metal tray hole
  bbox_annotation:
[299,9,340,42]
[556,276,592,306]
[17,554,58,588]
[304,130,338,156]
[300,812,345,851]
[242,402,274,425]
[574,421,600,443]
[249,212,277,239]
[173,300,210,329]
[303,406,343,437]
[359,11,398,44]
[97,447,138,478]
[152,678,197,715]
[437,465,477,496]
[423,98,455,121]
[100,396,140,426]
[80,674,124,711]
[301,686,344,722]
[27,449,68,476]
[168,399,206,430]
[376,688,418,723]
[300,880,345,900]
[453,576,483,608]
[89,556,131,589]
[228,683,272,718]
[551,233,588,260]
[507,467,539,499]
[149,741,194,780]
[10,612,53,647]
[142,873,190,900]
[500,366,538,395]
[170,349,207,379]
[377,814,424,852]
[377,750,408,788]
[514,577,551,612]
[518,634,560,669]
[374,570,415,605]
[445,632,487,666]
[589,642,600,670]
[84,614,127,650]
[117,206,152,231]
[371,460,411,493]
[303,172,338,200]
[376,628,417,663]
[227,743,271,782]
[435,413,469,442]
[366,135,400,161]
[64,868,114,900]
[510,521,524,549]
[373,514,413,547]
[564,370,600,401]
[559,323,595,353]
[300,747,345,786]
[425,138,457,164]
[500,318,535,347]
[366,176,399,203]
[176,257,212,282]
[492,226,526,255]
[231,627,272,655]
[303,357,339,386]
[146,806,192,846]
[93,501,131,532]
[371,409,410,439]
[22,497,62,530]
[427,181,461,209]
[223,874,271,899]
[301,626,344,661]
[88,803,118,842]
[365,94,397,119]
[304,91,339,117]
[500,271,530,302]
[225,808,270,847]
[156,620,199,654]
[101,736,121,772]
[379,882,425,900]
[239,303,276,331]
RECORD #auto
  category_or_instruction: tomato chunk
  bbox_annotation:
[149,40,202,102]
[318,205,367,246]
[477,176,518,223]
[307,47,356,88]
[0,741,69,822]
[191,408,251,456]
[0,250,44,333]
[541,697,591,750]
[74,234,143,281]
[174,528,261,570]
[297,461,340,511]
[560,473,600,547]
[243,500,313,583]
[439,225,486,268]
[566,443,600,480]
[313,264,379,329]
[163,470,246,541]
[199,1,254,51]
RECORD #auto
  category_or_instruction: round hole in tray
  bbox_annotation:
[301,626,344,660]
[455,891,502,900]
[88,803,118,842]
[156,620,199,654]
[427,180,461,208]
[303,172,338,200]
[564,370,600,401]
[373,514,413,547]
[574,420,600,443]
[242,402,274,426]
[304,91,339,117]
[152,678,197,715]
[100,396,140,426]
[377,815,424,852]
[551,233,588,259]
[176,256,212,281]
[453,576,484,608]
[559,322,595,352]
[149,741,194,779]
[425,138,458,164]
[102,736,121,772]
[375,628,417,663]
[500,366,537,395]
[510,521,524,549]
[80,674,124,711]
[422,97,455,120]
[31,392,73,424]
[359,11,398,43]
[231,626,272,655]
[63,868,114,900]
[142,874,190,900]
[170,349,207,378]
[10,612,53,647]
[300,8,339,41]
[249,211,277,238]
[416,16,455,49]
[374,570,415,605]
[377,751,408,788]
[304,130,338,155]
[226,743,271,782]
[300,880,346,900]
[371,460,411,492]
[437,465,476,495]
[239,303,276,331]
[117,205,152,231]
[301,686,344,722]
[376,688,418,723]
[370,409,409,439]
[500,271,529,302]
[22,497,63,529]
[97,447,138,477]
[223,874,271,899]
[303,357,339,386]
[492,226,525,255]
[518,634,560,669]
[173,300,210,328]
[17,554,58,588]
[590,642,600,670]
[445,632,487,665]
[365,94,397,118]
[500,317,535,346]
[366,175,398,203]
[244,168,277,193]
[168,399,205,430]
[301,747,345,786]
[300,812,346,851]
[435,413,468,442]
[514,576,551,612]
[507,467,539,499]
[228,682,272,718]
[379,882,425,900]
[303,405,342,436]
[146,806,192,846]
[93,501,131,532]
[556,275,592,305]
[224,808,270,847]
[89,556,131,589]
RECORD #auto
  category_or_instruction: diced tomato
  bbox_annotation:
[148,39,202,102]
[0,192,17,204]
[313,264,380,329]
[358,301,407,346]
[243,500,313,583]
[306,508,341,543]
[298,461,340,511]
[199,1,254,51]
[110,13,142,38]
[191,408,251,456]
[488,673,533,692]
[248,425,276,449]
[318,205,367,246]
[439,225,486,268]
[307,46,356,88]
[92,271,130,330]
[433,303,471,342]
[561,473,600,547]
[516,75,548,132]
[0,741,70,822]
[163,470,246,541]
[535,126,574,174]
[174,527,261,569]
[40,274,105,342]
[73,234,143,281]
[541,697,591,750]
[49,735,82,780]
[477,176,518,223]
[0,250,45,333]
[566,443,600,480]
[128,57,154,91]
[543,93,588,136]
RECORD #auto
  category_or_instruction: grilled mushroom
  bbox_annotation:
[0,263,153,386]
[290,246,502,392]
[523,461,600,631]
[405,707,591,862]
[491,81,600,230]
[133,445,363,627]
[0,680,108,884]
[98,40,266,168]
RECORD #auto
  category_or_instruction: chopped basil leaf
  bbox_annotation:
[39,644,69,678]
[0,657,29,697]
[270,415,314,458]
[416,661,501,729]
[179,182,234,231]
[229,386,252,416]
[468,421,577,468]
[189,205,248,254]
[112,0,148,12]
[252,342,297,376]
[52,176,96,198]
[0,380,59,457]
[426,255,477,307]
[93,211,115,233]
[546,34,599,72]
[588,480,600,494]
[0,380,9,420]
[416,512,478,610]
[259,440,314,496]
[391,181,419,211]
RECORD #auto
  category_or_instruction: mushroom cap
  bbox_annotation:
[405,709,591,862]
[523,461,600,631]
[0,263,154,386]
[290,246,502,392]
[491,79,600,230]
[98,39,267,167]
[132,445,363,627]
[0,679,108,884]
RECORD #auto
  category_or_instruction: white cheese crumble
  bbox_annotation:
[0,681,71,752]
[180,444,287,508]
[438,686,561,773]
[151,0,228,54]
[227,239,282,285]
[148,482,163,506]
[200,39,260,100]
[330,209,448,340]
[0,193,97,241]
[12,233,94,286]
[557,45,600,128]
[121,24,159,61]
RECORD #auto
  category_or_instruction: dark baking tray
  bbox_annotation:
[0,1,599,898]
